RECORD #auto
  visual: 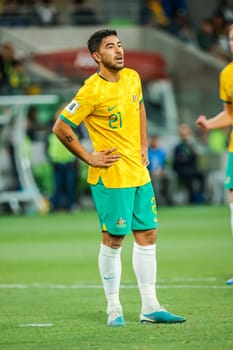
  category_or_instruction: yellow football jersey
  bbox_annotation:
[60,68,150,188]
[220,62,233,152]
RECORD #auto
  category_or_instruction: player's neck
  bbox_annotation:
[98,68,120,82]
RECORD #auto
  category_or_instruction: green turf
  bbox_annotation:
[0,206,232,350]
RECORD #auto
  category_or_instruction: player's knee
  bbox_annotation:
[109,239,123,249]
[134,229,157,245]
[102,232,124,248]
[145,229,157,244]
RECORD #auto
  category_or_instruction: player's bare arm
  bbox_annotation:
[53,117,121,168]
[196,104,233,131]
[140,102,149,166]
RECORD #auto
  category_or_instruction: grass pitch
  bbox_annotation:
[0,205,232,350]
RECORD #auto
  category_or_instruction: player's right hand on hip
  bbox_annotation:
[89,148,121,167]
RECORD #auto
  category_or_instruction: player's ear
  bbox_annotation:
[92,52,100,63]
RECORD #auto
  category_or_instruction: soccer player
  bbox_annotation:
[196,24,233,286]
[53,28,186,325]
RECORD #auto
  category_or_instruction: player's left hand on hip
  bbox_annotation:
[141,153,149,166]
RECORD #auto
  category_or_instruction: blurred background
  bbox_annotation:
[0,0,232,214]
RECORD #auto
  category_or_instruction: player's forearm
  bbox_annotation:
[140,102,148,149]
[52,119,91,165]
[207,110,232,130]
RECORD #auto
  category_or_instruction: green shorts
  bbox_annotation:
[90,179,158,235]
[224,152,233,189]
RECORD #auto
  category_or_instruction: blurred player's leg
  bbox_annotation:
[226,192,233,285]
[230,202,233,237]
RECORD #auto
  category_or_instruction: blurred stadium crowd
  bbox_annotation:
[1,0,233,95]
[0,0,233,61]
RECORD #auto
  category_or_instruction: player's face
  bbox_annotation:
[95,35,124,71]
[229,28,233,55]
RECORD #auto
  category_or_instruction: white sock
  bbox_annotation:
[132,242,160,314]
[230,203,233,237]
[98,244,122,314]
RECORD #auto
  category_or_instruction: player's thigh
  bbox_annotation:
[91,181,136,235]
[132,182,158,231]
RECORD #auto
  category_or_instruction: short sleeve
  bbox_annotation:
[220,69,232,104]
[60,85,95,127]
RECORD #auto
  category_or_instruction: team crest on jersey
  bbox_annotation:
[132,95,138,103]
[116,218,126,227]
[65,100,79,114]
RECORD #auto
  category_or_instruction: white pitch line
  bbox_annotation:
[0,283,230,289]
[159,277,217,282]
[19,323,53,327]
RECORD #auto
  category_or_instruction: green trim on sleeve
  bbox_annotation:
[60,114,78,128]
[140,97,144,104]
[220,99,232,104]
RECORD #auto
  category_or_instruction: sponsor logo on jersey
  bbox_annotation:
[132,95,138,102]
[107,105,117,112]
[66,100,79,114]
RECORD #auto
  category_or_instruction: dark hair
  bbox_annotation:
[87,29,117,54]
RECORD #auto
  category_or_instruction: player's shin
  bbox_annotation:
[230,202,233,237]
[98,243,122,314]
[132,242,160,314]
